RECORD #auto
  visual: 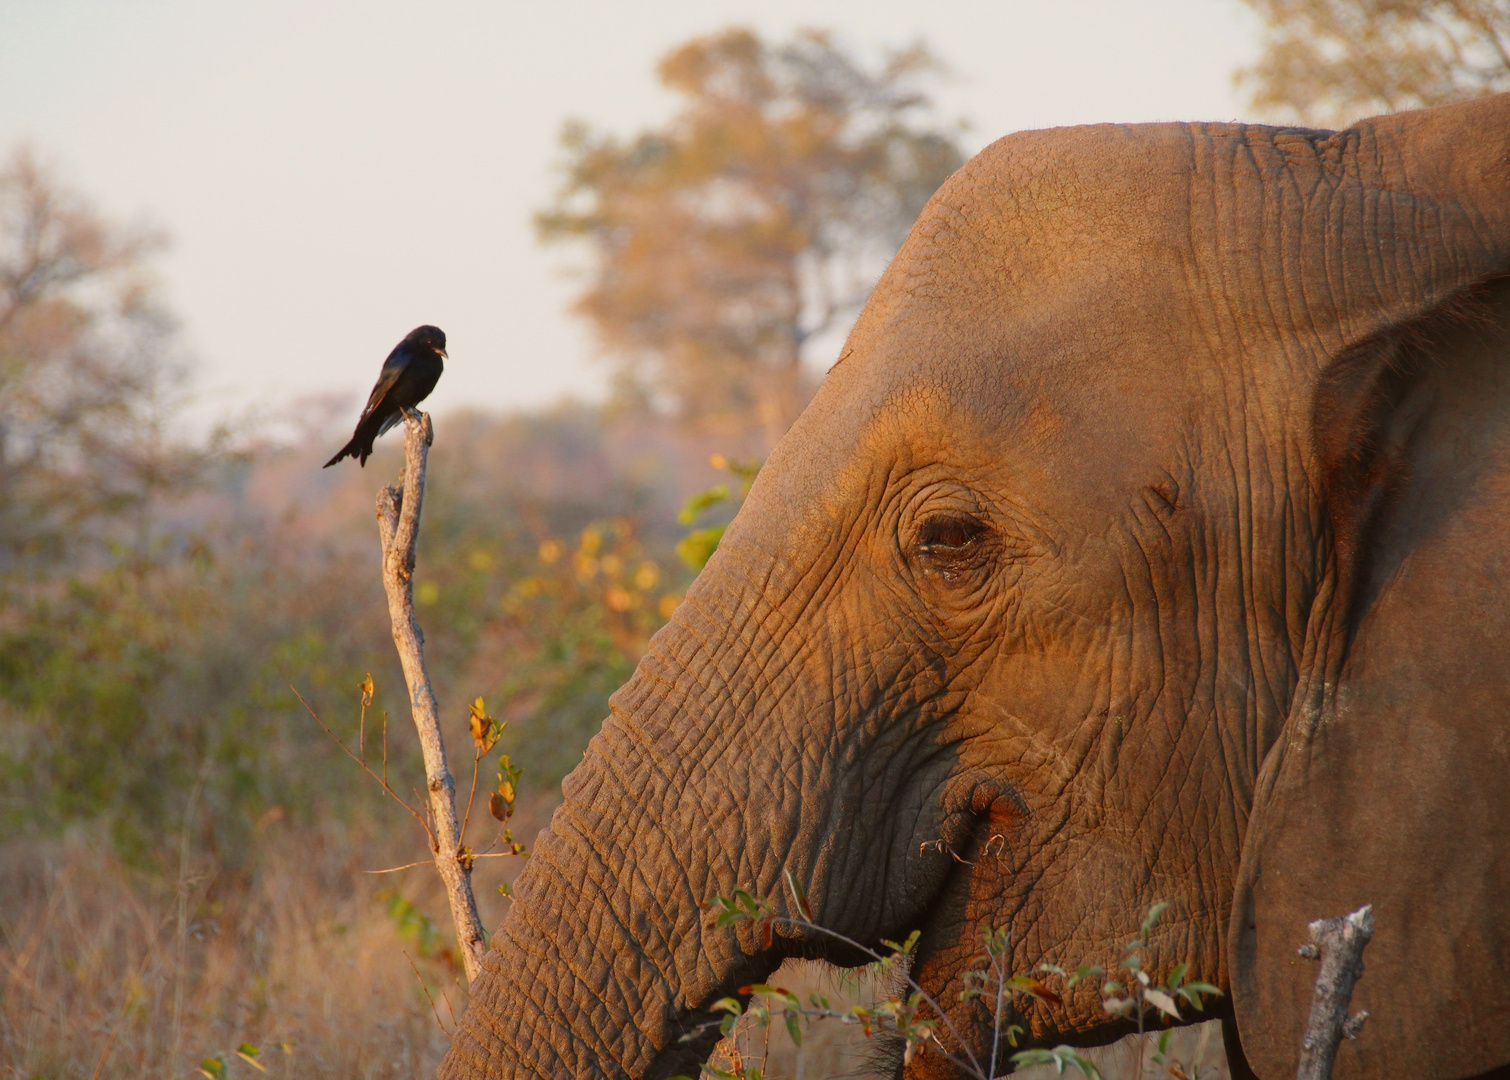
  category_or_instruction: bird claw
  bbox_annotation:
[402,406,434,446]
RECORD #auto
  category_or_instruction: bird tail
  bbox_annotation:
[323,434,372,468]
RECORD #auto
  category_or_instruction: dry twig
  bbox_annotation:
[294,687,434,845]
[404,950,452,1037]
[1295,904,1374,1080]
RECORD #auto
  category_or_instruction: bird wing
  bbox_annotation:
[358,353,408,422]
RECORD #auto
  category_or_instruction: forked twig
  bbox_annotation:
[293,687,434,847]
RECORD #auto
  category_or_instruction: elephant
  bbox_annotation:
[440,93,1510,1080]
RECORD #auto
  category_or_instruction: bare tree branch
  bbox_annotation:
[1295,904,1374,1080]
[376,409,487,983]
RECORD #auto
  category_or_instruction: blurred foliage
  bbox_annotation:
[377,888,447,961]
[0,24,946,881]
[0,529,400,866]
[1239,0,1510,124]
[538,26,963,441]
[476,518,679,783]
[676,453,761,570]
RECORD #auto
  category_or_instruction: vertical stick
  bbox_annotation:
[376,409,486,983]
[1295,904,1374,1080]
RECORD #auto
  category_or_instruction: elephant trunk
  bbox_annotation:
[439,698,727,1076]
[441,582,852,1079]
[441,516,975,1078]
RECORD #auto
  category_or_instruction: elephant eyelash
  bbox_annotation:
[918,515,985,550]
[914,514,993,580]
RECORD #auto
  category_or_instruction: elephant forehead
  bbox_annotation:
[851,111,1483,380]
[861,120,1216,325]
[796,291,1201,492]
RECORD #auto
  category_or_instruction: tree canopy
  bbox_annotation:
[0,147,197,571]
[538,27,964,443]
[1240,0,1510,124]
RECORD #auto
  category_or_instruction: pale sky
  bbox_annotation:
[0,0,1263,431]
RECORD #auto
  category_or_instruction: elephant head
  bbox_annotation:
[441,94,1510,1080]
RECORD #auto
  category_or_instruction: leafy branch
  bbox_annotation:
[679,879,1222,1080]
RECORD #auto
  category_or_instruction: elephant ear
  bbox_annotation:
[1231,96,1510,1080]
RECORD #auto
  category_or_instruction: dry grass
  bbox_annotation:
[1,820,1230,1080]
[0,824,465,1080]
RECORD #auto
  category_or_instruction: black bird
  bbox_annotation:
[324,325,447,468]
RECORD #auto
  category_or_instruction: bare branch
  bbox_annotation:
[1295,904,1375,1080]
[376,410,487,983]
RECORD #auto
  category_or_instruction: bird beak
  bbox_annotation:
[437,349,448,359]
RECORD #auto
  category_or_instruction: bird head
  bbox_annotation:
[406,324,447,357]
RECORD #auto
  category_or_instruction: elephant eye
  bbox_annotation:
[919,516,980,549]
[914,514,991,581]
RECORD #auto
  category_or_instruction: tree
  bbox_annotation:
[0,146,195,572]
[538,27,964,444]
[1239,0,1510,125]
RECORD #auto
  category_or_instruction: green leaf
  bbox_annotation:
[1176,981,1224,1010]
[675,525,726,570]
[785,1008,802,1046]
[1140,901,1169,937]
[879,929,922,957]
[1011,1046,1103,1080]
[1067,963,1104,989]
[198,1058,227,1080]
[678,485,730,525]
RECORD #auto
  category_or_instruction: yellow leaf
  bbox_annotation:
[468,697,493,749]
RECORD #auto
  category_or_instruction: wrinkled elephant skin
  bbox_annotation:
[441,96,1510,1080]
